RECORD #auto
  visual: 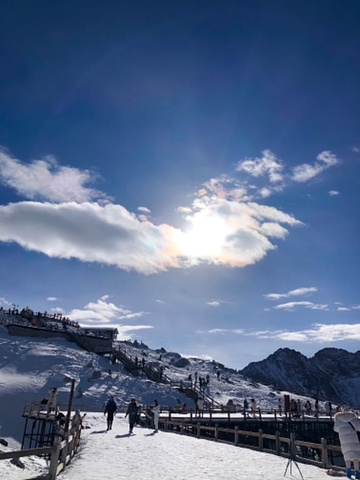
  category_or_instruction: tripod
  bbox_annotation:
[284,433,304,479]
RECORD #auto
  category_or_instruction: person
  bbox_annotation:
[152,400,160,431]
[334,408,360,479]
[71,409,86,430]
[104,395,117,430]
[47,387,58,414]
[277,398,282,415]
[125,398,139,434]
[243,398,249,415]
[197,398,204,418]
[250,398,257,417]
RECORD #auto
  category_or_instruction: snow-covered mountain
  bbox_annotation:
[239,347,360,407]
[0,325,312,449]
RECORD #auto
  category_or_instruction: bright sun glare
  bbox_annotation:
[178,215,228,258]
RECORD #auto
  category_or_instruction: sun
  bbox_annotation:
[177,214,228,258]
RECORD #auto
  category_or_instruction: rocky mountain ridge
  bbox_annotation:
[239,347,360,407]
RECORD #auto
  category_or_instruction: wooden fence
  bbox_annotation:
[0,423,82,480]
[160,419,344,472]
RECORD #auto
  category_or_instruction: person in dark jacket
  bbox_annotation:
[125,398,139,434]
[104,395,117,430]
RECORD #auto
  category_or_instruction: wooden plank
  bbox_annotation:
[0,446,53,460]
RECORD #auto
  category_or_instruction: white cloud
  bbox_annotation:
[206,301,220,307]
[207,328,244,335]
[0,297,11,307]
[352,305,360,310]
[337,307,351,311]
[0,150,108,203]
[47,297,57,301]
[67,297,152,340]
[155,299,165,304]
[352,146,360,153]
[292,151,339,182]
[138,206,151,213]
[264,286,317,300]
[250,323,360,342]
[274,301,328,311]
[329,190,340,196]
[0,193,302,274]
[236,150,284,183]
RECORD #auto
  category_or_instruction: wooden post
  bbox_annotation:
[227,410,230,421]
[180,422,184,435]
[215,423,219,441]
[209,409,212,421]
[197,422,200,439]
[275,431,280,455]
[321,437,328,469]
[234,425,239,446]
[48,435,61,480]
[258,408,262,421]
[274,408,277,421]
[258,428,263,451]
[64,379,75,435]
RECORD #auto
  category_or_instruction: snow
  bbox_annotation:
[0,325,346,479]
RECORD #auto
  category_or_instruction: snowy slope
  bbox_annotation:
[0,325,316,448]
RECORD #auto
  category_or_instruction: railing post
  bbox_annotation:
[48,435,62,480]
[215,423,219,441]
[321,437,328,469]
[209,408,212,421]
[258,428,263,451]
[274,408,277,421]
[234,425,239,446]
[275,431,280,455]
[258,408,262,421]
[180,422,184,435]
[197,422,201,439]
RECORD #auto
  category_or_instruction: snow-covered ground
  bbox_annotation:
[0,325,345,479]
[0,413,346,479]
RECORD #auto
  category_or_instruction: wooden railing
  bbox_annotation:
[0,423,82,480]
[160,419,344,472]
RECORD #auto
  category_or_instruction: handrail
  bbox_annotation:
[161,419,344,472]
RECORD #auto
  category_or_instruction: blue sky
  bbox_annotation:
[0,0,359,368]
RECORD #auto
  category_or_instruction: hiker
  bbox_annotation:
[334,408,360,479]
[152,400,160,432]
[104,395,117,430]
[125,398,139,434]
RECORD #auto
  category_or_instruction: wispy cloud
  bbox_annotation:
[264,286,317,301]
[47,297,57,301]
[206,301,221,307]
[329,190,340,196]
[274,301,328,311]
[0,150,109,203]
[337,307,351,311]
[291,151,339,183]
[138,206,151,213]
[203,323,360,343]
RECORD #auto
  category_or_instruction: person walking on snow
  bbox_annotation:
[334,408,360,479]
[104,395,117,430]
[125,398,139,434]
[152,399,160,432]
